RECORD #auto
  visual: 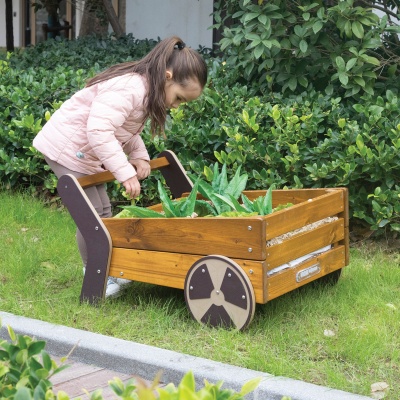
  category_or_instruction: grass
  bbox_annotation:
[1,189,399,398]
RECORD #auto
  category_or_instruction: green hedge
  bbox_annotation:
[0,35,399,236]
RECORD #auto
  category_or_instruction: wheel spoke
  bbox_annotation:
[207,263,227,291]
[188,298,214,321]
[223,301,252,328]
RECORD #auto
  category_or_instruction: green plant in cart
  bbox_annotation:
[195,163,248,215]
[115,163,291,218]
[115,178,216,218]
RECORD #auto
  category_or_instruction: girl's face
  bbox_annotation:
[164,71,203,109]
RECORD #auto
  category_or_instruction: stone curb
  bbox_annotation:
[0,312,372,400]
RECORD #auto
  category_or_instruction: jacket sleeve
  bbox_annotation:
[123,133,150,162]
[86,76,146,183]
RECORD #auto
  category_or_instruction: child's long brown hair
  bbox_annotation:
[86,36,208,134]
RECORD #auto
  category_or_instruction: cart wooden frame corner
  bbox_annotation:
[57,151,349,330]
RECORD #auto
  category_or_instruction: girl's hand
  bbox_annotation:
[122,176,141,198]
[130,159,151,180]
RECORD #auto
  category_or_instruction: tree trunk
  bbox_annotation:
[102,0,125,37]
[79,0,109,37]
[5,0,14,51]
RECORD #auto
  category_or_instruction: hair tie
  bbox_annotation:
[174,42,186,50]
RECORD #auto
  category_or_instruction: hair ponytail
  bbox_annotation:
[86,36,208,135]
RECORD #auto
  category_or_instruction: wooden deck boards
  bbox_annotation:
[50,356,157,399]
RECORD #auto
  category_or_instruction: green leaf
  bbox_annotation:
[243,13,260,23]
[218,211,258,217]
[346,58,357,71]
[254,44,265,59]
[240,377,262,396]
[52,364,70,375]
[264,186,274,215]
[179,179,201,217]
[179,371,196,392]
[14,387,32,400]
[241,193,255,212]
[215,163,228,193]
[356,134,365,152]
[89,389,104,400]
[158,180,179,217]
[224,166,248,199]
[213,194,237,211]
[7,325,16,341]
[198,179,216,200]
[198,180,225,215]
[214,194,248,213]
[28,341,46,357]
[312,20,323,34]
[299,39,308,53]
[120,206,165,218]
[194,200,217,217]
[203,165,213,181]
[361,55,380,66]
[41,350,52,371]
[109,377,124,396]
[335,56,346,70]
[338,72,349,85]
[33,383,46,400]
[35,368,50,379]
[56,390,71,400]
[258,14,268,25]
[351,21,364,39]
[113,209,134,218]
[16,349,28,365]
[0,364,10,378]
[288,77,297,91]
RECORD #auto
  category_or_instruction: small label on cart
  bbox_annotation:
[296,263,321,282]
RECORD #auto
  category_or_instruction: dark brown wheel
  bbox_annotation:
[184,255,255,330]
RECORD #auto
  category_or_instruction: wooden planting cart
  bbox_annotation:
[58,151,349,330]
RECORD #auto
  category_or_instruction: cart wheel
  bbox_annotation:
[184,255,255,330]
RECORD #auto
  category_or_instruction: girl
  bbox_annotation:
[33,36,208,298]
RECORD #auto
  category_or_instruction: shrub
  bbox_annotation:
[0,33,399,236]
[0,36,158,193]
[163,66,400,234]
[213,0,400,98]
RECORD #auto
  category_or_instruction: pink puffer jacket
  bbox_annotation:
[33,73,150,183]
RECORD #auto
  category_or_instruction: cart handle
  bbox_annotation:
[76,150,193,199]
[56,150,193,303]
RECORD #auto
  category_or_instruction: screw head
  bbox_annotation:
[97,270,101,274]
[228,273,232,278]
[242,295,246,299]
[190,286,193,290]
